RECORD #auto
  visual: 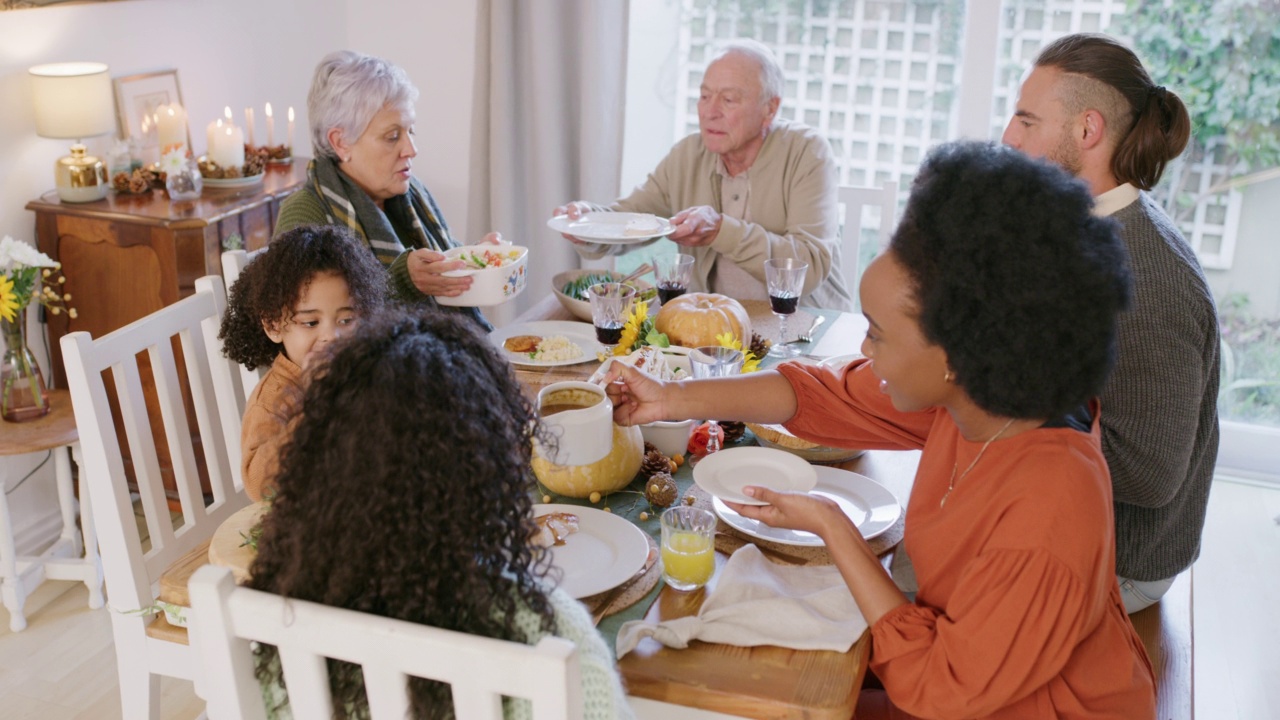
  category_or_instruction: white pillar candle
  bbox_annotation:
[206,118,223,156]
[287,106,295,151]
[155,103,187,154]
[210,124,246,170]
[245,107,255,147]
[265,102,274,147]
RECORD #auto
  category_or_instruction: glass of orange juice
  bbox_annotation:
[660,506,716,591]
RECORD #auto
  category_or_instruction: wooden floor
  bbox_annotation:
[1,476,1277,720]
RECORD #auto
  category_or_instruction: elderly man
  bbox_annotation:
[554,40,854,311]
[1003,33,1220,613]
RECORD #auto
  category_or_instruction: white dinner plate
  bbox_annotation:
[490,321,604,367]
[546,212,675,244]
[713,466,902,545]
[693,446,817,505]
[534,504,650,599]
[202,174,265,188]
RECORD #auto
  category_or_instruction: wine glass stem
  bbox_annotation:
[708,420,721,454]
[777,312,789,344]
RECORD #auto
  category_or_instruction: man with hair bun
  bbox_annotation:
[1003,32,1220,613]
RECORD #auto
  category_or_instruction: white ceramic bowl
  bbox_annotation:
[438,244,529,307]
[640,419,695,457]
[552,269,652,322]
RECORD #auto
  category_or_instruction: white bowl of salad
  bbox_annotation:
[438,243,529,307]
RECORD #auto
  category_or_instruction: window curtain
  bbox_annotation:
[469,0,630,326]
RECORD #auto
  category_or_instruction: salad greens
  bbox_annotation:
[561,272,618,301]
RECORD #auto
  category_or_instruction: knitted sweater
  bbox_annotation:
[240,353,303,502]
[571,119,855,311]
[259,585,635,719]
[1102,191,1220,581]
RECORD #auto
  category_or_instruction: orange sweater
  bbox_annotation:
[778,360,1154,720]
[240,353,304,502]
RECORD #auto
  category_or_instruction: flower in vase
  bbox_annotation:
[0,235,75,321]
[161,148,188,176]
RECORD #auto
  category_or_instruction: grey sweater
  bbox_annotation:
[1104,193,1220,581]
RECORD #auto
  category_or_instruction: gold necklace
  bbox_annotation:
[940,418,1016,509]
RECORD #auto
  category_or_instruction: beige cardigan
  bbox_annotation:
[575,120,853,311]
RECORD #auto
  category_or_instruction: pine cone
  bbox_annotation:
[749,332,771,360]
[643,441,658,456]
[640,449,673,477]
[128,174,150,194]
[720,421,746,444]
[644,472,678,508]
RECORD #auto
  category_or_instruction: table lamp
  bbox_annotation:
[29,62,115,203]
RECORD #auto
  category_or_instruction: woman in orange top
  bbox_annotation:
[605,141,1156,719]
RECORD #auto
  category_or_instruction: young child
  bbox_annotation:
[248,309,634,720]
[219,224,387,501]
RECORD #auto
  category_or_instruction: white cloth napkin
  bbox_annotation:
[616,544,867,657]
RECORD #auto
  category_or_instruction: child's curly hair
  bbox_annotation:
[219,224,388,369]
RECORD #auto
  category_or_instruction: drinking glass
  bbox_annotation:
[689,346,744,457]
[654,254,695,305]
[660,506,716,591]
[587,282,636,352]
[764,258,809,358]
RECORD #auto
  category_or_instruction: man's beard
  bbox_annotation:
[1048,128,1084,177]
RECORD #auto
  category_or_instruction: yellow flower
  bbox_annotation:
[0,276,17,323]
[715,331,761,373]
[612,300,650,356]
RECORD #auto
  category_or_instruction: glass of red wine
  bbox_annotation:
[765,258,809,358]
[587,282,637,352]
[654,254,694,305]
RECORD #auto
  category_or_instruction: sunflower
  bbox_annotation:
[715,331,762,373]
[612,299,650,356]
[0,276,18,323]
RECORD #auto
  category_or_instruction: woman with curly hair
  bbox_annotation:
[247,309,634,720]
[604,141,1155,718]
[219,224,387,500]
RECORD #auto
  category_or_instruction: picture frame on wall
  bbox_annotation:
[113,69,191,160]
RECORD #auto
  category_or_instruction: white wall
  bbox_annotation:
[0,0,481,553]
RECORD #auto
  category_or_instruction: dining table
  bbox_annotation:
[208,290,923,720]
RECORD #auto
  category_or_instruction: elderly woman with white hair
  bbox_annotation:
[554,39,853,311]
[275,50,497,327]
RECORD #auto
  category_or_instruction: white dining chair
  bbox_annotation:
[189,565,585,720]
[220,248,269,401]
[61,274,252,720]
[837,181,899,295]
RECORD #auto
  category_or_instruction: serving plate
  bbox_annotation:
[712,466,901,545]
[817,353,864,371]
[552,269,653,322]
[547,212,674,244]
[534,504,650,599]
[693,446,817,505]
[490,320,603,367]
[202,174,265,188]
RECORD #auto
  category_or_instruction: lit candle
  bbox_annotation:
[287,106,295,151]
[245,107,255,148]
[155,103,188,154]
[265,102,274,147]
[210,124,246,170]
[206,117,223,156]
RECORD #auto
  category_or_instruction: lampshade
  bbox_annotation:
[29,62,115,140]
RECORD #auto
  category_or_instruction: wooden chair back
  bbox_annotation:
[189,565,585,720]
[220,248,269,401]
[837,181,899,295]
[60,274,251,718]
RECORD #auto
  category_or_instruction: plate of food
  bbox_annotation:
[532,504,650,599]
[692,446,817,505]
[490,320,602,367]
[712,466,901,545]
[553,269,654,322]
[546,212,675,244]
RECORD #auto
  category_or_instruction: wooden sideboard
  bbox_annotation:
[27,161,309,503]
[28,161,308,388]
